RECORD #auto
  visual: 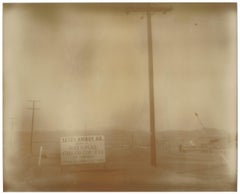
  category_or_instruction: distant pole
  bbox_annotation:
[27,100,39,155]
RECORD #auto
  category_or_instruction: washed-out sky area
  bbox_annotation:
[4,3,237,134]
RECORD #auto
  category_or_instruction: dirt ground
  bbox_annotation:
[3,146,237,191]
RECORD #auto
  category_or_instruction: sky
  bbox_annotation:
[3,3,237,134]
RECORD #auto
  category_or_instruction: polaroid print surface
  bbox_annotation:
[3,3,237,191]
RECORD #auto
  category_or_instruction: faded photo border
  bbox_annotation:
[1,0,239,192]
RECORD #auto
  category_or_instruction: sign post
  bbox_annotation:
[38,146,43,166]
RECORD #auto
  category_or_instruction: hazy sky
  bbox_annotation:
[3,3,237,134]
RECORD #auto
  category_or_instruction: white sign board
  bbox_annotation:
[60,135,105,165]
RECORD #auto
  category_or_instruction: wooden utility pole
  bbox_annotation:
[125,4,172,167]
[27,100,39,155]
[146,9,157,167]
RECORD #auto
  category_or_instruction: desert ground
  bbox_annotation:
[3,129,237,191]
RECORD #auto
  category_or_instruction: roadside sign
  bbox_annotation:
[60,135,105,165]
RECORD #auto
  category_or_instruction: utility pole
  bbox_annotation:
[27,100,39,155]
[125,4,172,167]
[146,8,157,167]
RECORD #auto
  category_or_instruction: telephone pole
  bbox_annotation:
[126,4,172,167]
[27,100,39,155]
[146,8,157,167]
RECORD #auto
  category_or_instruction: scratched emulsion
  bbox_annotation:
[3,3,237,191]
